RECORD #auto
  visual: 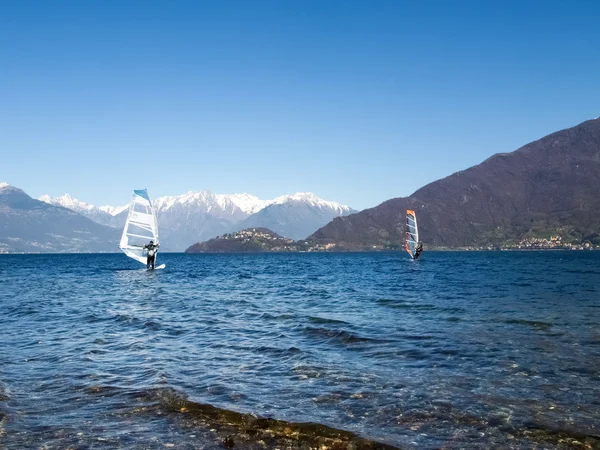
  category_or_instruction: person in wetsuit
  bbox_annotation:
[143,240,159,269]
[414,242,423,260]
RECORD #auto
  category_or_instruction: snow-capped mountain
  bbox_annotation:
[99,204,129,216]
[270,192,353,214]
[40,193,128,216]
[153,191,355,248]
[150,191,243,251]
[38,189,357,251]
[39,194,127,228]
[222,193,270,215]
[1,183,119,253]
[238,192,356,240]
[153,191,265,223]
[39,193,97,214]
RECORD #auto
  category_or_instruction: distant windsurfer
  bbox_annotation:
[143,240,159,269]
[414,242,423,260]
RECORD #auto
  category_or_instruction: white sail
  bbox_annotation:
[405,209,419,259]
[119,189,159,265]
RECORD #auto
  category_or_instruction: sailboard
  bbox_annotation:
[405,209,420,259]
[119,189,165,269]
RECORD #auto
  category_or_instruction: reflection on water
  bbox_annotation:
[0,252,599,449]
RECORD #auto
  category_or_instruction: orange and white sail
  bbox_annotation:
[405,209,419,259]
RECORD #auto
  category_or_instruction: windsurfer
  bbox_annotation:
[143,240,160,269]
[414,242,423,260]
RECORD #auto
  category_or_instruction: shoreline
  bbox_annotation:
[0,248,597,255]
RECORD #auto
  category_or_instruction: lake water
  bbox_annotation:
[0,252,599,449]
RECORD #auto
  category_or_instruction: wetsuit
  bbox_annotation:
[143,242,159,269]
[414,244,423,260]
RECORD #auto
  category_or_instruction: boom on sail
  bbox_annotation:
[119,189,159,265]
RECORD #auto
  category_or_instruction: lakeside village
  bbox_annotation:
[217,228,334,251]
[466,235,596,251]
[214,229,598,252]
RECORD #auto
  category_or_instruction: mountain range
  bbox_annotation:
[3,117,599,253]
[35,190,355,252]
[309,117,600,249]
[0,183,119,253]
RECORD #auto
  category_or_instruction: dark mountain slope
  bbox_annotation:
[0,184,120,252]
[310,118,600,248]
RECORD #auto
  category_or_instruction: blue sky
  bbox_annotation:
[1,0,599,209]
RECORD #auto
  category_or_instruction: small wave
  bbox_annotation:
[376,298,410,307]
[101,313,187,336]
[291,364,325,379]
[504,319,553,330]
[253,345,303,358]
[112,313,144,325]
[302,326,391,345]
[565,268,600,275]
[143,320,162,331]
[307,316,350,325]
[259,312,297,321]
[375,298,466,314]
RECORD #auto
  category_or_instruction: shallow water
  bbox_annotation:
[0,252,599,449]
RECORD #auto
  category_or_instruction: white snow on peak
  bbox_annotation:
[39,194,127,216]
[39,194,96,212]
[216,193,269,214]
[36,189,353,226]
[153,190,217,211]
[0,182,10,190]
[270,192,352,213]
[151,190,352,215]
[152,191,269,215]
[98,205,129,216]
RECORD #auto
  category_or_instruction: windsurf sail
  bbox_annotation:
[119,189,159,265]
[405,209,419,259]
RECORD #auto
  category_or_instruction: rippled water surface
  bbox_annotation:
[0,252,599,449]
